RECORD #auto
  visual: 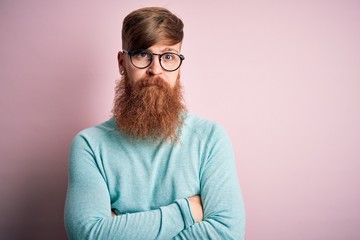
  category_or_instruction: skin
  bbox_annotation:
[114,41,204,223]
[188,195,204,222]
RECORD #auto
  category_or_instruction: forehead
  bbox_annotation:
[147,42,182,53]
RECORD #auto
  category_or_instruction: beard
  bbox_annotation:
[112,72,187,142]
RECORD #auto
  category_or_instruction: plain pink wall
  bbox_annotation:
[1,0,360,239]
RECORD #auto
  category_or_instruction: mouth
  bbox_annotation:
[139,78,168,89]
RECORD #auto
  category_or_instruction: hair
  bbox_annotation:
[113,73,186,142]
[122,7,184,51]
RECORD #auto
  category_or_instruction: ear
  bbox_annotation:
[117,51,125,75]
[117,51,124,68]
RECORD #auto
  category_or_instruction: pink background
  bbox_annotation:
[1,0,360,239]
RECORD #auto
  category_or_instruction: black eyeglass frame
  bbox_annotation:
[123,49,185,72]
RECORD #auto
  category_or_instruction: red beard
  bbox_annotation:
[112,73,187,142]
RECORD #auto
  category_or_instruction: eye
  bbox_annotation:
[132,50,150,60]
[162,53,175,61]
[138,51,148,58]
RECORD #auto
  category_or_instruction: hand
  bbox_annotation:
[188,195,203,222]
[111,210,117,217]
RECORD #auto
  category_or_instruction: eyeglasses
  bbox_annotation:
[123,49,185,72]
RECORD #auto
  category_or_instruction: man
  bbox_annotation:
[64,7,245,239]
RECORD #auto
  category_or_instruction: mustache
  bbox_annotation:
[135,76,170,89]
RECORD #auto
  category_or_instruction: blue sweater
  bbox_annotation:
[64,114,245,239]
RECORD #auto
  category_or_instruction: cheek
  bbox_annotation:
[125,66,144,83]
[167,72,180,88]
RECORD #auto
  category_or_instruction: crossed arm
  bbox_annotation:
[111,195,203,222]
[64,126,245,239]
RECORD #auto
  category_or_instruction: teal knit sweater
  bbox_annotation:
[64,114,245,239]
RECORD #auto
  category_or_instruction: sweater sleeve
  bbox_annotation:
[64,134,194,240]
[173,124,246,240]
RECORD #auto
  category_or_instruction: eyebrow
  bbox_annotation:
[163,47,178,52]
[159,47,179,53]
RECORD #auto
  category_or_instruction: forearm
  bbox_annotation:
[173,212,245,240]
[172,191,245,240]
[65,197,193,240]
[173,192,245,239]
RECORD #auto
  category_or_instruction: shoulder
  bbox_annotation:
[183,113,230,143]
[71,118,118,146]
[183,114,236,168]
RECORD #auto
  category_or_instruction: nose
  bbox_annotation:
[146,55,163,76]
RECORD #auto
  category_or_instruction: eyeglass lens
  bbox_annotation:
[129,49,184,71]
